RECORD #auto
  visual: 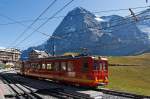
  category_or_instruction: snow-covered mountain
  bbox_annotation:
[136,8,150,39]
[21,7,150,59]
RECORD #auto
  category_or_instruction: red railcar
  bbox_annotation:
[19,55,108,87]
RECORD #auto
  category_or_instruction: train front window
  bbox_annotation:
[103,61,108,70]
[94,61,107,71]
[94,61,98,70]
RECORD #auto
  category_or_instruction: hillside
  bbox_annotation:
[107,53,150,96]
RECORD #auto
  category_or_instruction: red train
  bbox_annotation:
[19,55,108,87]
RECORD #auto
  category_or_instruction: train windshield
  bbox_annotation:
[94,60,107,71]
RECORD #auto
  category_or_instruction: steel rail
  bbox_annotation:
[93,88,150,99]
[0,73,42,99]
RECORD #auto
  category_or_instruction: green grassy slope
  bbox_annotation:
[106,53,150,96]
[108,53,150,66]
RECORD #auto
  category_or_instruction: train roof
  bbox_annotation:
[26,55,108,62]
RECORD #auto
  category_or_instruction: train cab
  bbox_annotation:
[92,57,108,86]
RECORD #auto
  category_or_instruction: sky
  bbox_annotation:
[0,0,149,50]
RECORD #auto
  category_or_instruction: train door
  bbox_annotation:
[76,57,89,81]
[59,61,67,78]
[67,61,75,78]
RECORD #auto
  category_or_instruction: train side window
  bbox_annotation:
[37,64,41,69]
[31,63,36,68]
[67,62,74,72]
[54,62,59,71]
[42,64,46,69]
[61,62,67,71]
[47,63,52,70]
[33,64,37,69]
[34,64,37,69]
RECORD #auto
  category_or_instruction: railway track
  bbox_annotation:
[0,71,102,99]
[92,88,150,99]
[1,70,150,99]
[0,73,43,99]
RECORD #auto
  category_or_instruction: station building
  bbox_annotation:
[0,48,21,67]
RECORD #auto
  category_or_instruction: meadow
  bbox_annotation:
[106,53,150,96]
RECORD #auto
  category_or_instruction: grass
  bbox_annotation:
[108,53,150,66]
[105,53,150,96]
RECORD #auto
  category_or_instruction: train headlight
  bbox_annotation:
[104,77,108,83]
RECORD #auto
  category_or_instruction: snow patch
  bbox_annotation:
[95,15,105,22]
[137,25,150,39]
[95,17,105,22]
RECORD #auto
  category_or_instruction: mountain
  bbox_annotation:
[21,7,150,59]
[136,8,150,39]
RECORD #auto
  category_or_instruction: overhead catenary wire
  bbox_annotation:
[8,0,58,48]
[23,13,150,50]
[0,8,138,47]
[1,4,148,47]
[55,17,150,53]
[38,11,149,40]
[14,0,75,48]
[16,6,149,40]
[1,8,136,48]
[0,13,63,49]
[0,4,148,46]
[0,5,149,26]
[3,4,149,48]
[0,14,53,37]
[19,16,150,56]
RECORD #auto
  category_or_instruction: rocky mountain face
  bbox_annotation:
[21,7,150,59]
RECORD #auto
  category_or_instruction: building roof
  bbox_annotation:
[34,49,46,53]
[0,48,21,54]
[32,49,49,56]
